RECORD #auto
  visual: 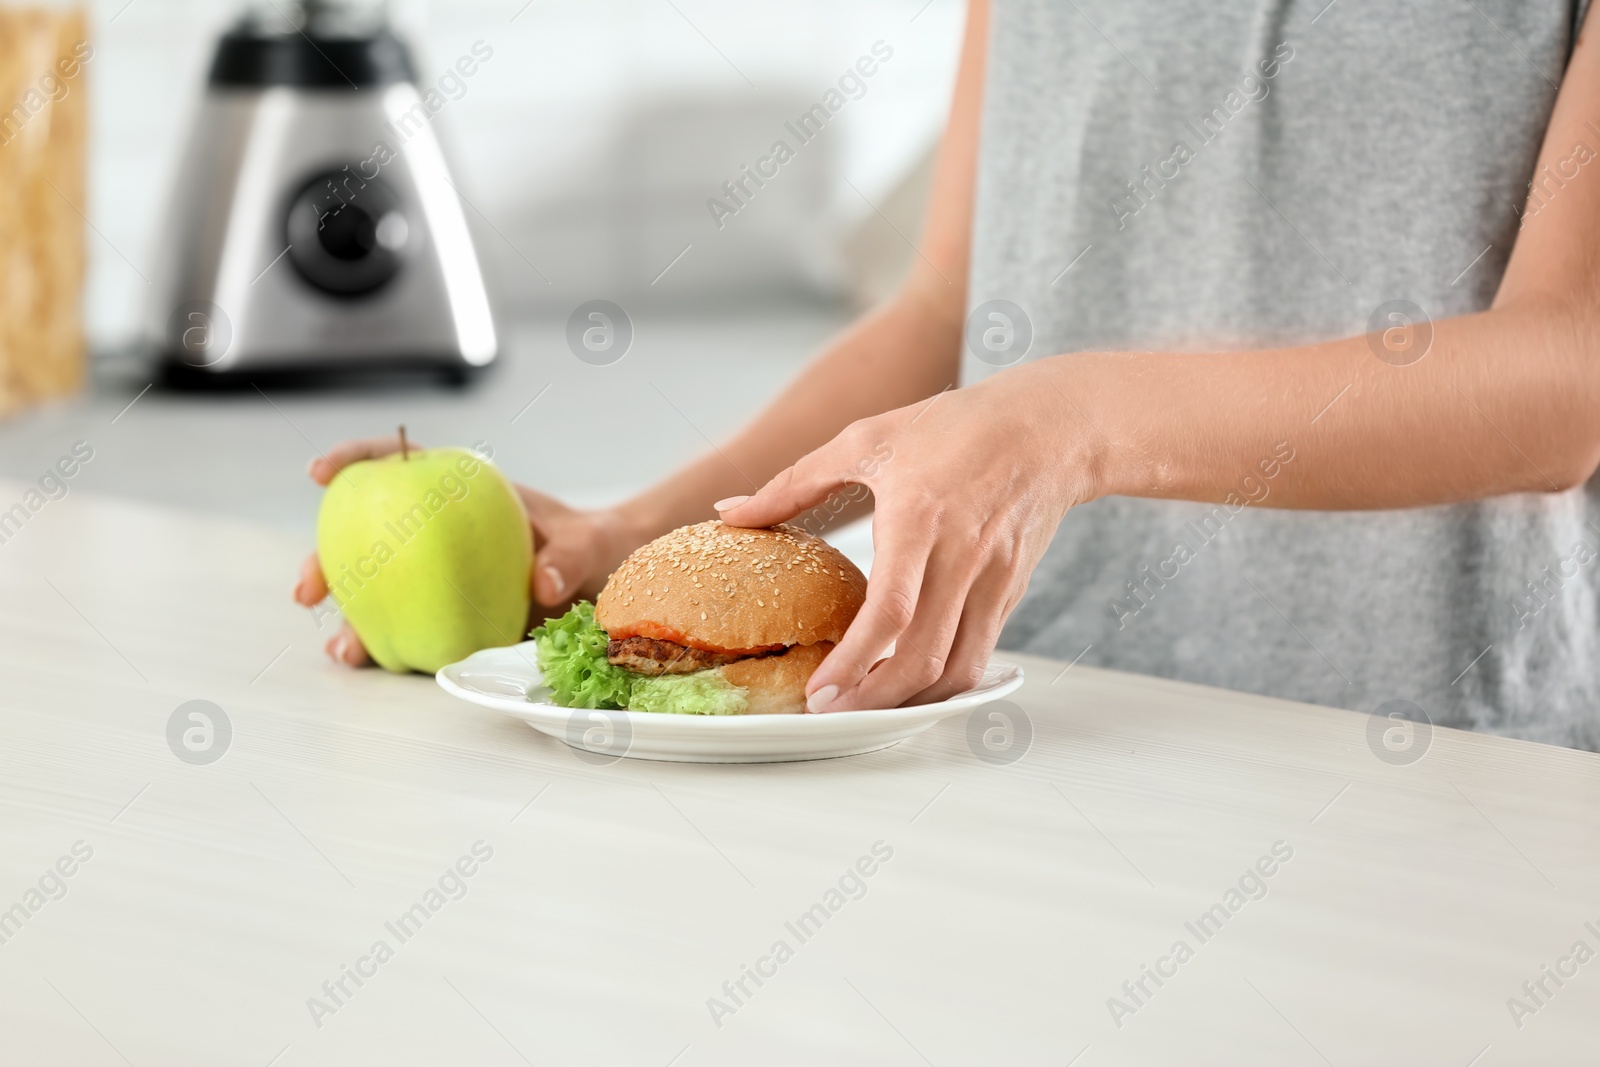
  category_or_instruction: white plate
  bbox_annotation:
[436,641,1025,764]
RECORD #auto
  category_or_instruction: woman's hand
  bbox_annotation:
[291,434,641,666]
[717,361,1105,712]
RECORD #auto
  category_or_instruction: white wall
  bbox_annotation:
[82,0,963,348]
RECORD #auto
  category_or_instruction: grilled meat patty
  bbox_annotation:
[606,635,756,676]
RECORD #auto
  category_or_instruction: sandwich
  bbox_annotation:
[530,521,866,715]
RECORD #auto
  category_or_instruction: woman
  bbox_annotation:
[296,0,1600,750]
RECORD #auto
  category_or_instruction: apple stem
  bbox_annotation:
[398,425,409,461]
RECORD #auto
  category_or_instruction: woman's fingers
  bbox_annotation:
[307,434,416,486]
[821,533,981,712]
[297,554,372,666]
[532,543,583,606]
[805,507,934,710]
[515,485,593,605]
[323,622,370,667]
[293,552,329,606]
[516,485,569,602]
[717,441,861,529]
[906,555,1018,706]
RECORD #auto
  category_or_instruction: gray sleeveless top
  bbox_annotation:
[968,0,1598,748]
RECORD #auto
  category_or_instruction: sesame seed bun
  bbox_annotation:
[595,521,867,654]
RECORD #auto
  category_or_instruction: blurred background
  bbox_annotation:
[0,0,962,549]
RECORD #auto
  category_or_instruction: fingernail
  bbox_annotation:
[713,495,750,512]
[329,634,349,661]
[293,579,306,602]
[807,684,840,714]
[540,564,565,598]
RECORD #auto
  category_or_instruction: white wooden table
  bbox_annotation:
[0,482,1596,1066]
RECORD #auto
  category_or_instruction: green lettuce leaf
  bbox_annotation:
[529,601,632,709]
[529,602,749,715]
[628,669,748,716]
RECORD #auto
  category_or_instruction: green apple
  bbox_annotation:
[317,446,533,673]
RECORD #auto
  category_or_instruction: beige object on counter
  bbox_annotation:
[0,4,89,417]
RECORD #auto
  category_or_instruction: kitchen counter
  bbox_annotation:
[0,484,1596,1065]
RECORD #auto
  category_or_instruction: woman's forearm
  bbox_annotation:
[1062,299,1600,511]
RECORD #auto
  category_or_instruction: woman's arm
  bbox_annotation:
[722,4,1600,712]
